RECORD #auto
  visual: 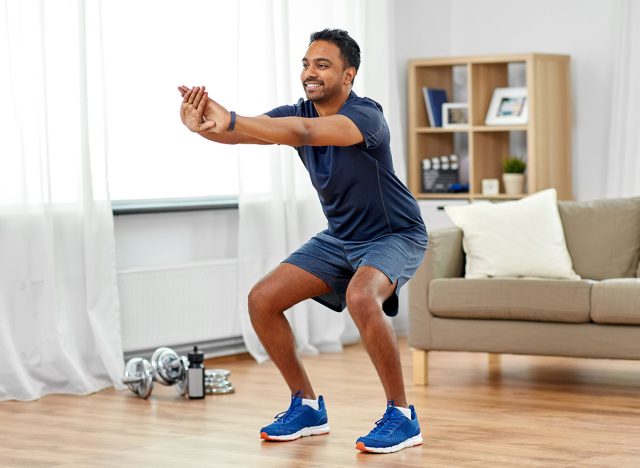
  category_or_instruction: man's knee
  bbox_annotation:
[346,288,380,324]
[247,284,278,321]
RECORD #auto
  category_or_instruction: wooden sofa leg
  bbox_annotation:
[413,349,429,385]
[488,353,501,366]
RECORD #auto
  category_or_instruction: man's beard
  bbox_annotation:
[304,80,330,101]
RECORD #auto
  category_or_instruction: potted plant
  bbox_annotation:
[502,157,526,195]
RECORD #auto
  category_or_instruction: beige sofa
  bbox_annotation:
[409,197,640,385]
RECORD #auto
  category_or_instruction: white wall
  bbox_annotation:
[393,0,617,201]
[394,0,452,149]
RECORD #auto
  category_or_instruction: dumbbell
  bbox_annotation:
[122,357,154,399]
[175,355,189,396]
[151,347,189,396]
[151,347,185,385]
[122,347,188,398]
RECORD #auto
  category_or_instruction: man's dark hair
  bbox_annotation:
[309,28,361,73]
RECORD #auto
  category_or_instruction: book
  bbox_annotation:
[422,87,448,127]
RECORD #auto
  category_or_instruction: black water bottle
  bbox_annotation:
[187,346,205,399]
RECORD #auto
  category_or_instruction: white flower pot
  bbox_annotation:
[502,173,525,195]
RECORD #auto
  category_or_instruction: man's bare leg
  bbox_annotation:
[248,263,332,399]
[345,266,407,407]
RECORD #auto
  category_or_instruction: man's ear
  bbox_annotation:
[344,67,356,85]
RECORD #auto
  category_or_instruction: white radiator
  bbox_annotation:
[118,260,241,354]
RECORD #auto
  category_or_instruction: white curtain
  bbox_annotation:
[0,0,123,401]
[606,0,640,197]
[236,0,403,362]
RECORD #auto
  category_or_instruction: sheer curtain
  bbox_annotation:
[606,0,640,197]
[0,0,123,401]
[236,0,402,362]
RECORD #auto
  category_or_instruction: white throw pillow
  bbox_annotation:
[444,189,580,279]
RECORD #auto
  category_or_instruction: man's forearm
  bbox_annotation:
[195,130,271,145]
[234,116,310,146]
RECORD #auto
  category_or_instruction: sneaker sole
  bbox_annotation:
[355,434,423,453]
[261,423,330,442]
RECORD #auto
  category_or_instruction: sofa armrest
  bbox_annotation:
[409,227,464,350]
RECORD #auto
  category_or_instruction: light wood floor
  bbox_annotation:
[1,339,639,467]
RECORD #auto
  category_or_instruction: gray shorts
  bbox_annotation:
[282,226,428,317]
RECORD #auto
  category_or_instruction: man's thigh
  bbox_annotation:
[251,263,333,313]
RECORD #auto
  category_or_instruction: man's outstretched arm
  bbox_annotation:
[184,86,365,147]
[234,113,364,147]
[178,85,272,145]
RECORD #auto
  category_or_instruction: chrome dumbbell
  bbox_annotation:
[151,347,184,385]
[151,347,189,396]
[122,357,155,399]
[123,347,188,398]
[175,356,189,396]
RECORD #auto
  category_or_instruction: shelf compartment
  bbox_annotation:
[471,61,526,126]
[416,133,455,160]
[471,131,527,196]
[411,65,453,128]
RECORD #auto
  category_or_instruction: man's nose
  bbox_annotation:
[304,67,317,80]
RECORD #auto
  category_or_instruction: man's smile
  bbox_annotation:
[305,82,323,90]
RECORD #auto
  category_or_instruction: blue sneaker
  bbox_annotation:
[260,392,330,441]
[356,402,423,453]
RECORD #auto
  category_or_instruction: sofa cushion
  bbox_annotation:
[591,279,640,325]
[444,189,579,280]
[429,278,592,323]
[558,197,640,280]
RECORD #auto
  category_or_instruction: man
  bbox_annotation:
[178,28,427,454]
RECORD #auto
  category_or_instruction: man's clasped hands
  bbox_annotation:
[177,85,231,133]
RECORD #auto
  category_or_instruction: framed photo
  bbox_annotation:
[485,87,528,125]
[481,178,500,196]
[442,103,469,128]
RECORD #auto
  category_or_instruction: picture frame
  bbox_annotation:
[484,87,528,125]
[442,103,469,128]
[481,178,500,196]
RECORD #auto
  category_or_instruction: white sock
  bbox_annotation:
[394,406,412,419]
[302,398,319,410]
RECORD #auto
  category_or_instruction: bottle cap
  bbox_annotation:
[188,345,204,364]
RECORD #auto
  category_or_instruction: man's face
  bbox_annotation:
[301,40,352,102]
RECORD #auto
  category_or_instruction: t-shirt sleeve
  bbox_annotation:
[265,98,304,118]
[338,101,385,149]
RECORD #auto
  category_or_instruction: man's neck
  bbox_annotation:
[312,88,352,117]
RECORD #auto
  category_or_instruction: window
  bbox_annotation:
[102,1,240,202]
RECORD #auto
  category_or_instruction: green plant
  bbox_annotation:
[503,157,526,174]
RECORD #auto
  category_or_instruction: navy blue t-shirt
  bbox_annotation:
[266,91,425,241]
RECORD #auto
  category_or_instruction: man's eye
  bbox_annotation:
[302,64,309,69]
[318,64,327,69]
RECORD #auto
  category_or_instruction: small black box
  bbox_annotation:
[422,169,459,193]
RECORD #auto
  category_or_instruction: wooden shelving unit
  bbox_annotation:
[408,53,573,200]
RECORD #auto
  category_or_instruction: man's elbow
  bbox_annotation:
[297,120,314,146]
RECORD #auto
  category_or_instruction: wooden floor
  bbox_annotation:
[1,339,639,467]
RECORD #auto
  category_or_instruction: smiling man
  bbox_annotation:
[179,28,427,454]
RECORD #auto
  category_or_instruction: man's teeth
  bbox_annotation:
[306,83,321,88]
